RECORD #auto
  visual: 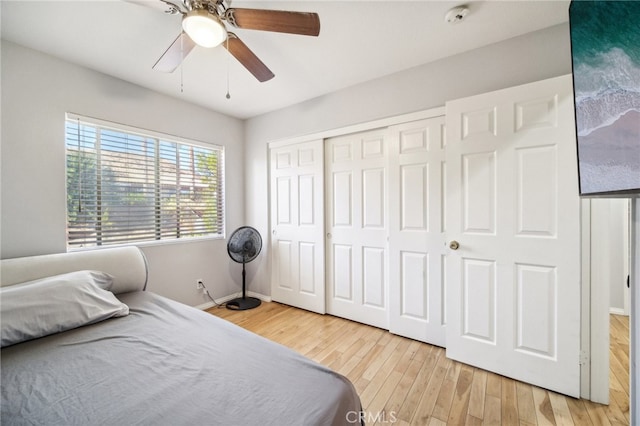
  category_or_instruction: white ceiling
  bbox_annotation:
[1,0,570,119]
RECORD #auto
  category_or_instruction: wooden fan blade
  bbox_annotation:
[224,33,275,82]
[153,32,196,73]
[225,8,320,36]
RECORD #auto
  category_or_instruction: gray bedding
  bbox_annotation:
[1,291,361,425]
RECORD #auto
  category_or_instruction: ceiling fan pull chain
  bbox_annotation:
[225,36,231,99]
[180,34,185,93]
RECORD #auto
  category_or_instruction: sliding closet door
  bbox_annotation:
[445,75,581,397]
[325,129,388,329]
[270,140,325,314]
[388,116,447,346]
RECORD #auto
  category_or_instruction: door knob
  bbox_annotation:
[449,240,460,250]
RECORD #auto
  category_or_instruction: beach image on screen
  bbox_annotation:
[569,1,640,195]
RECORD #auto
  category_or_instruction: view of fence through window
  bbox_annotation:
[65,116,224,248]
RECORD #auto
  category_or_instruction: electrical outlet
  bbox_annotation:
[196,279,204,290]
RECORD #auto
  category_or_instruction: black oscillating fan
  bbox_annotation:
[226,226,262,310]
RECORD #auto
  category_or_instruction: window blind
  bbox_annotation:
[65,114,224,248]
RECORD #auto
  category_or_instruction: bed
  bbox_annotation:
[0,247,362,425]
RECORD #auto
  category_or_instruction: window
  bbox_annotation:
[65,114,224,248]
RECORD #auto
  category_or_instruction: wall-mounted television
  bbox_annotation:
[569,0,640,197]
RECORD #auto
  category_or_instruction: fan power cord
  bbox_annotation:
[201,282,226,308]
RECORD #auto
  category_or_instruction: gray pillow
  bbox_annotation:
[0,270,129,347]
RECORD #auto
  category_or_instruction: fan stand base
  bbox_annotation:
[226,296,261,311]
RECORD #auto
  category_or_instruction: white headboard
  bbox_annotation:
[0,247,148,294]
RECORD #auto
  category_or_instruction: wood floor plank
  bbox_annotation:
[406,350,448,424]
[610,315,628,344]
[362,336,403,383]
[566,397,593,425]
[531,387,557,426]
[431,360,461,421]
[284,313,341,341]
[483,395,502,426]
[584,400,613,426]
[427,417,447,426]
[349,341,388,394]
[467,369,487,420]
[312,322,362,364]
[486,372,503,398]
[207,303,630,426]
[336,341,374,377]
[465,413,483,426]
[609,353,630,393]
[267,312,327,346]
[516,381,537,425]
[303,318,359,359]
[608,374,631,421]
[549,392,576,426]
[602,398,630,426]
[396,348,441,423]
[367,369,403,421]
[360,339,411,409]
[382,356,427,421]
[501,377,519,426]
[447,364,474,425]
[328,337,367,372]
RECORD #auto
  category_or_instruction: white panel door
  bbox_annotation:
[388,117,448,346]
[270,140,325,314]
[326,129,388,329]
[445,75,581,397]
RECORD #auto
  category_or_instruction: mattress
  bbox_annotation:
[1,291,361,425]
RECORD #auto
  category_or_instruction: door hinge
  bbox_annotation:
[579,350,589,366]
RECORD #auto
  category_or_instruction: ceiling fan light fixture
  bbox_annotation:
[182,9,227,48]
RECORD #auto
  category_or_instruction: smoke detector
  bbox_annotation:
[445,6,469,24]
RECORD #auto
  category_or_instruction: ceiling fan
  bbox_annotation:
[147,0,320,82]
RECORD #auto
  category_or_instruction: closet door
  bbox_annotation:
[388,116,447,346]
[326,129,388,329]
[270,140,325,314]
[445,75,581,397]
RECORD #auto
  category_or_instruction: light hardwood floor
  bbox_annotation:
[208,303,630,425]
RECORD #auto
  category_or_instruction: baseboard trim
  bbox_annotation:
[610,307,627,316]
[247,291,272,303]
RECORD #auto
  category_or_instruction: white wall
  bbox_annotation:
[0,40,245,306]
[606,199,630,314]
[590,199,630,314]
[244,23,573,296]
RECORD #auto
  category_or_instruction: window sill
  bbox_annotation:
[67,234,226,253]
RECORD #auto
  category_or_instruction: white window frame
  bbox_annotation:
[65,113,225,249]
